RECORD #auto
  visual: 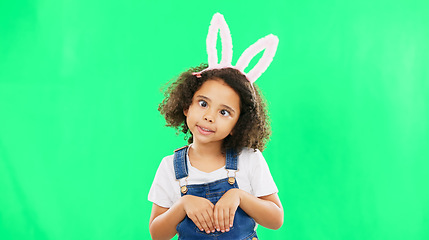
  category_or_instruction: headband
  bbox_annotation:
[194,13,279,85]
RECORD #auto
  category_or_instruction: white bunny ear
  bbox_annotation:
[235,34,279,84]
[196,13,279,83]
[206,13,233,68]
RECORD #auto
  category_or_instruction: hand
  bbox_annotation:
[181,195,216,234]
[213,188,241,232]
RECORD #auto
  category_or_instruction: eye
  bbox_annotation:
[220,109,230,117]
[198,100,207,108]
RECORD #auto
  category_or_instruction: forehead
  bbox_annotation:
[194,79,241,108]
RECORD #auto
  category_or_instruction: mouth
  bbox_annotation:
[197,125,214,135]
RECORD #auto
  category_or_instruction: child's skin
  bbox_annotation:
[149,78,283,240]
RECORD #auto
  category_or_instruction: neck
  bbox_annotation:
[190,141,223,158]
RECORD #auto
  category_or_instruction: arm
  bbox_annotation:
[239,191,283,229]
[149,195,217,240]
[214,189,283,232]
[149,202,186,240]
[240,150,283,229]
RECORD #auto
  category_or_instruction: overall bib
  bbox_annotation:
[173,146,258,240]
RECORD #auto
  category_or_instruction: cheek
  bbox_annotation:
[230,118,240,131]
[224,118,239,131]
[185,109,198,125]
[232,115,240,125]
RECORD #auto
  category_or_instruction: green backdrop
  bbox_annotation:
[1,0,428,239]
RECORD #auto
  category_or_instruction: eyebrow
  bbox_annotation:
[196,95,236,114]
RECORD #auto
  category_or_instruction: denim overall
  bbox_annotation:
[174,146,258,240]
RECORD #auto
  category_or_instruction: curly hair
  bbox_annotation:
[158,64,271,152]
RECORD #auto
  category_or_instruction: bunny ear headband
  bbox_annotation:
[194,13,279,85]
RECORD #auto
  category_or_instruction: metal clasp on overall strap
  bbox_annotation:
[226,169,237,185]
[179,176,189,194]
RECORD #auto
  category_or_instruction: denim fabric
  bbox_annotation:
[173,147,258,240]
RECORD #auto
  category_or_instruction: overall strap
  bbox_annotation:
[174,146,238,178]
[225,148,238,170]
[173,146,188,180]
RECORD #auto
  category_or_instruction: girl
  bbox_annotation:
[148,13,283,240]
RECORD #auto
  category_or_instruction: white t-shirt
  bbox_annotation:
[148,146,278,208]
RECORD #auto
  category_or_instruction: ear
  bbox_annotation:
[235,34,279,84]
[206,13,233,68]
[183,108,188,116]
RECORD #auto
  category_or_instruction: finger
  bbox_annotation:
[201,214,213,234]
[189,215,204,232]
[195,214,211,233]
[209,209,216,232]
[214,207,220,232]
[205,201,215,232]
[203,209,215,233]
[224,208,230,232]
[218,208,225,232]
[229,208,235,228]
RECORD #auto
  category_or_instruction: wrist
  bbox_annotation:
[179,195,189,214]
[232,188,243,201]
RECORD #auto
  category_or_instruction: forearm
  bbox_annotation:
[238,190,283,229]
[149,200,186,240]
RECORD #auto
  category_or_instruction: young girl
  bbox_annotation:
[148,13,283,240]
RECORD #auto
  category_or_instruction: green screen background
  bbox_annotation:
[1,0,428,239]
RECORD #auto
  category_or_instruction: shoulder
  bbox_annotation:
[235,147,278,196]
[153,152,176,178]
[237,147,266,168]
[174,145,188,152]
[150,152,177,191]
[148,152,181,208]
[156,145,188,175]
[238,147,264,160]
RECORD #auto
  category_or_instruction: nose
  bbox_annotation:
[204,115,214,122]
[203,111,214,123]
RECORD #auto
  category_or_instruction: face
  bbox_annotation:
[184,78,241,147]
